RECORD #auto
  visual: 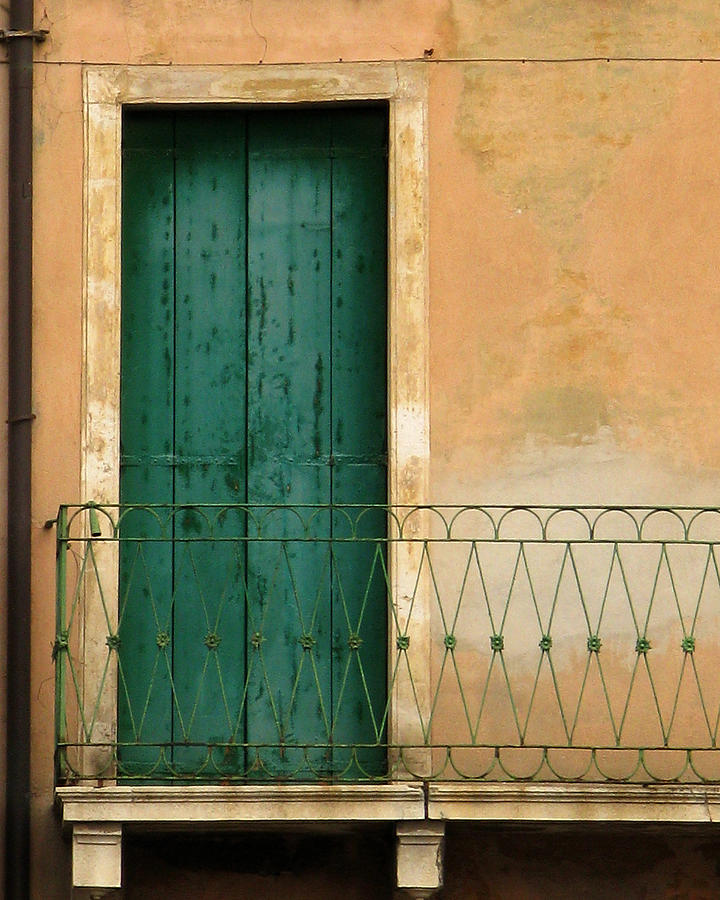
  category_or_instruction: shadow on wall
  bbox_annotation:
[123,828,398,899]
[442,823,720,900]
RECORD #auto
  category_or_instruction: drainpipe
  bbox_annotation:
[4,0,42,894]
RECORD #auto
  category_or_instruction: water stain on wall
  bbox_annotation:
[431,61,720,497]
[447,0,720,59]
[522,385,607,442]
[455,62,679,257]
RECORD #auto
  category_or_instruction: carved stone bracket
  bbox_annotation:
[72,823,122,895]
[396,821,445,898]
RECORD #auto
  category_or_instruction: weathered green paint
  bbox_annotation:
[330,109,389,772]
[120,107,388,777]
[245,111,334,773]
[119,114,175,770]
[172,113,249,772]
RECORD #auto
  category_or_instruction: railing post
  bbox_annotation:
[80,503,119,780]
[54,506,68,782]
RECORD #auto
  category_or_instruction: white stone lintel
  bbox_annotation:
[428,782,720,823]
[58,783,426,827]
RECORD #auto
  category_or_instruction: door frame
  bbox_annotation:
[80,62,431,777]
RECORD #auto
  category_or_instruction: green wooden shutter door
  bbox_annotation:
[120,106,387,779]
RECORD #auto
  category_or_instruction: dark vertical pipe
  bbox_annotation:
[6,0,34,894]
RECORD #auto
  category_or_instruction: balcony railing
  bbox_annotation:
[53,504,720,784]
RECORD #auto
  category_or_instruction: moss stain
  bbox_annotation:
[524,385,608,443]
[455,63,679,257]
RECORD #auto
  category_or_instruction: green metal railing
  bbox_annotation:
[53,504,720,783]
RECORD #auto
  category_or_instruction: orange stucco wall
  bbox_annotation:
[429,58,720,504]
[4,0,720,894]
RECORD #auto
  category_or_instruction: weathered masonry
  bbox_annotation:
[9,1,720,896]
[46,59,720,900]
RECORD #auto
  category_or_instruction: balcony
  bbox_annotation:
[53,504,720,891]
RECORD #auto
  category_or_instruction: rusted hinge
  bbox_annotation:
[0,29,49,42]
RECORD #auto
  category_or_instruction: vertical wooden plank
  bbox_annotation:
[246,110,334,775]
[172,111,249,773]
[119,111,175,774]
[330,107,389,776]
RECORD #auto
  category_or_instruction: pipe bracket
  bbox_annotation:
[0,29,49,42]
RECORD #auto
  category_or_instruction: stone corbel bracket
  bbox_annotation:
[396,821,445,899]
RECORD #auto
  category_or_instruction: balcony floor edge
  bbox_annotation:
[56,782,720,829]
[56,782,427,827]
[428,782,720,823]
